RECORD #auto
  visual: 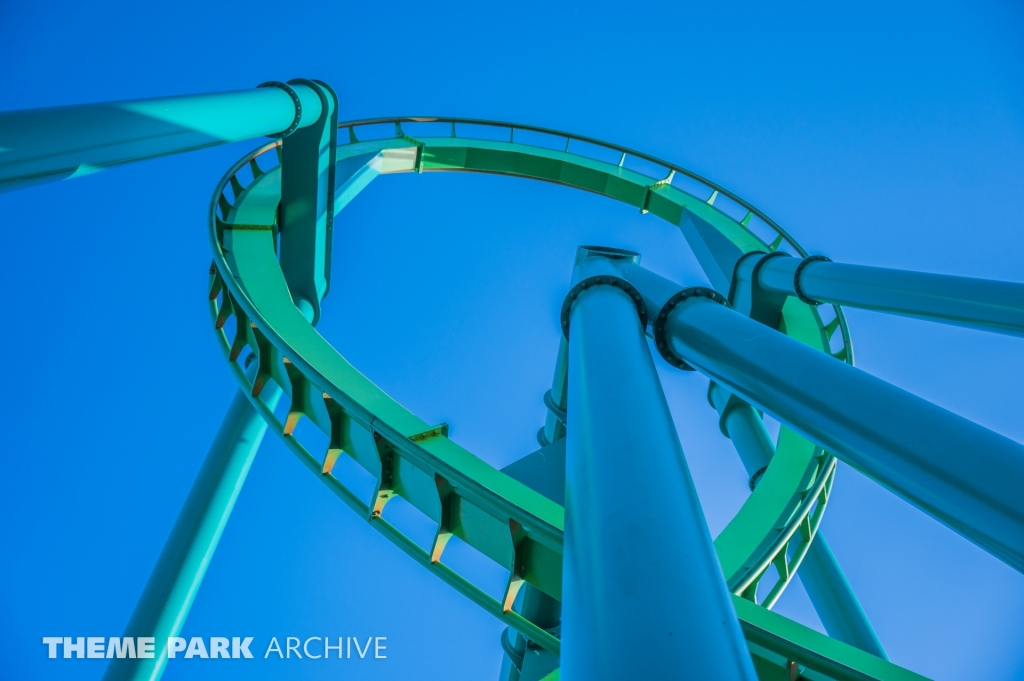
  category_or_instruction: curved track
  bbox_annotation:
[207,118,850,658]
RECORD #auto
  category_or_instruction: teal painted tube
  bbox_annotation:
[0,84,323,193]
[538,337,568,447]
[277,79,337,325]
[561,247,756,681]
[647,286,1024,573]
[709,383,888,659]
[102,377,282,681]
[751,256,1024,336]
[800,535,888,659]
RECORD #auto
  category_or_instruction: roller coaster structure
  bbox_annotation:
[2,80,1022,681]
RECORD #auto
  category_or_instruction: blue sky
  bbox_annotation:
[1,1,1023,679]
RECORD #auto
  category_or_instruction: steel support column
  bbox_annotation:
[0,83,324,192]
[561,246,755,681]
[498,587,562,681]
[499,335,571,681]
[538,337,568,447]
[102,367,281,681]
[620,264,1024,572]
[709,383,888,659]
[278,79,338,325]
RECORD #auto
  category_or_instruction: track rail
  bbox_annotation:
[207,118,849,662]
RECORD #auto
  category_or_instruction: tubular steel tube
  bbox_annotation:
[0,84,323,192]
[709,384,888,659]
[561,247,756,681]
[539,336,568,447]
[800,535,888,659]
[499,586,562,681]
[653,287,1024,573]
[756,256,1024,336]
[102,374,282,681]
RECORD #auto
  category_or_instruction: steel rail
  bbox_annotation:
[203,119,882,676]
[333,117,843,604]
[209,122,836,614]
[206,316,562,655]
[341,115,854,364]
[733,458,837,608]
[208,143,565,654]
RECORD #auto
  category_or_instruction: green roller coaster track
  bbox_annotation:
[207,117,921,681]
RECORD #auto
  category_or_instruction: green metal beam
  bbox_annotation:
[204,118,929,679]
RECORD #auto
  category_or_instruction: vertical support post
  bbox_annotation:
[709,383,888,659]
[278,79,338,325]
[498,587,562,681]
[538,336,568,447]
[560,247,755,681]
[500,372,567,680]
[102,369,282,681]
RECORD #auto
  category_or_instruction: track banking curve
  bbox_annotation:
[206,118,918,680]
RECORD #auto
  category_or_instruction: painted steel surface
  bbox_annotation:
[214,120,844,609]
[102,378,281,681]
[0,85,322,192]
[749,255,1024,336]
[1,82,965,680]
[709,384,888,659]
[207,119,926,680]
[800,536,888,661]
[277,80,338,325]
[659,293,1024,572]
[538,338,568,448]
[561,248,756,681]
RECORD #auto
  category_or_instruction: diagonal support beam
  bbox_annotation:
[617,262,1024,573]
[709,383,888,659]
[737,252,1024,336]
[102,363,282,681]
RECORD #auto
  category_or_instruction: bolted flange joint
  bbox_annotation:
[748,465,768,491]
[793,255,831,305]
[257,81,303,138]
[560,275,648,339]
[654,286,730,370]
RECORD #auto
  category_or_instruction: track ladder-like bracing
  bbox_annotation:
[3,83,1023,681]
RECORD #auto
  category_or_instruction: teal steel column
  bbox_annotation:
[537,337,568,447]
[561,246,756,681]
[498,587,562,681]
[747,255,1024,336]
[709,383,888,659]
[102,366,281,681]
[0,83,323,192]
[278,79,338,325]
[500,335,568,681]
[620,264,1024,572]
[800,534,887,659]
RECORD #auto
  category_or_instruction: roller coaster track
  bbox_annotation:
[207,118,922,680]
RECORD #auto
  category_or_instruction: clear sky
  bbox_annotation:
[1,1,1023,679]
